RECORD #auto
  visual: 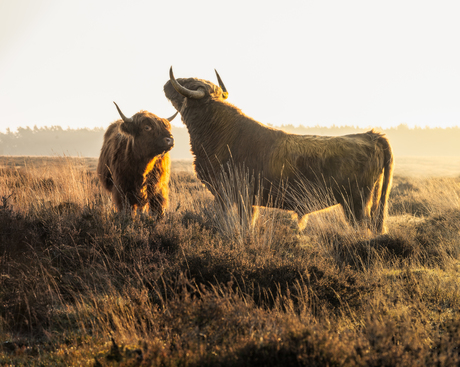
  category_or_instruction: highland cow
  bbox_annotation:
[97,102,177,217]
[164,67,394,233]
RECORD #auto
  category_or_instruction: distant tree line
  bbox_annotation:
[0,124,459,158]
[0,126,105,157]
[0,125,192,159]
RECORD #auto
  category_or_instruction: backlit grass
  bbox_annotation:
[1,157,460,366]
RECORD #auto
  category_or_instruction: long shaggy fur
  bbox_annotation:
[97,110,173,217]
[164,75,394,233]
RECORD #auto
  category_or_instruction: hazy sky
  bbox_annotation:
[1,0,459,133]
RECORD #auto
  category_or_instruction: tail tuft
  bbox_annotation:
[376,134,394,233]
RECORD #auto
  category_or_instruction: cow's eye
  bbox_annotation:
[144,125,152,131]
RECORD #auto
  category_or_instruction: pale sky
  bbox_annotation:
[1,0,459,133]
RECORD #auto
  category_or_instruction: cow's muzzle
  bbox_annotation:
[164,137,174,147]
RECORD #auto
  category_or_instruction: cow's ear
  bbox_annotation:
[119,121,137,137]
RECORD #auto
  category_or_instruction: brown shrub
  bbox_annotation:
[1,158,460,365]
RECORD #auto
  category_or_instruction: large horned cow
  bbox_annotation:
[97,102,177,217]
[164,67,394,233]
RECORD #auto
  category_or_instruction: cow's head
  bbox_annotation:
[114,102,176,157]
[163,67,228,113]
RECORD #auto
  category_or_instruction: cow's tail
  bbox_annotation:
[376,134,394,233]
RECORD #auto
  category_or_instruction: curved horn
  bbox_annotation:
[166,111,179,122]
[169,66,205,99]
[113,102,133,123]
[214,69,228,99]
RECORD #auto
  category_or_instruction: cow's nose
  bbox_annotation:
[164,137,174,147]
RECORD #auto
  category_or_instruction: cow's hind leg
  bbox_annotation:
[337,191,372,231]
[355,197,372,231]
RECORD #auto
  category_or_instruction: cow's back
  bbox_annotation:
[269,131,383,181]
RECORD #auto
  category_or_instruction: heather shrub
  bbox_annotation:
[1,157,460,366]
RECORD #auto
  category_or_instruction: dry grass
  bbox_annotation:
[1,156,460,366]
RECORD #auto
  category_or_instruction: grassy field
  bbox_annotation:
[1,155,460,366]
[1,155,460,177]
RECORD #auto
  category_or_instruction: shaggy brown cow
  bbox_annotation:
[164,67,394,233]
[97,102,176,217]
